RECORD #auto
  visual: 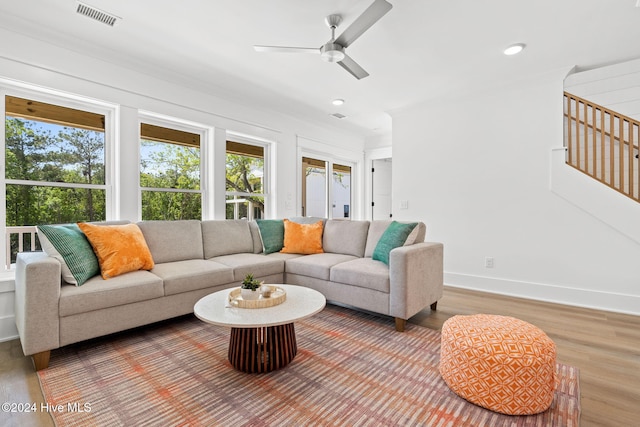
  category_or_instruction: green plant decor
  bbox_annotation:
[241,274,261,291]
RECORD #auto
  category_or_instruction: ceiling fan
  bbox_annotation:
[253,0,393,80]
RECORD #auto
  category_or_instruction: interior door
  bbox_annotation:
[372,158,392,220]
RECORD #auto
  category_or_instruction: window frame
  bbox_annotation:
[225,132,272,220]
[1,85,118,269]
[138,111,210,221]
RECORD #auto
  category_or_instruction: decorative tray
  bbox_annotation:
[228,286,286,309]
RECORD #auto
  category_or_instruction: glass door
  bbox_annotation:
[301,156,327,217]
[332,163,351,219]
[301,157,353,219]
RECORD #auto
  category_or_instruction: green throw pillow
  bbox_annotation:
[256,219,284,254]
[372,221,418,265]
[37,224,100,286]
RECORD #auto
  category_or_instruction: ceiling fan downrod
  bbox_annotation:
[321,14,345,62]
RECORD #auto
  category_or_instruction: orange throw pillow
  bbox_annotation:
[78,223,155,279]
[280,219,324,255]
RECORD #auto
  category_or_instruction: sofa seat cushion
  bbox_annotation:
[59,270,164,317]
[264,252,304,261]
[211,253,285,281]
[151,260,234,296]
[285,253,357,281]
[330,258,390,293]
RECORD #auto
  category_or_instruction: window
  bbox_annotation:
[226,140,264,220]
[139,123,202,220]
[302,156,352,219]
[4,95,108,264]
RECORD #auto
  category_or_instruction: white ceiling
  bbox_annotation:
[1,0,640,137]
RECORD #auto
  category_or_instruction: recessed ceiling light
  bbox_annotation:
[504,43,525,56]
[332,99,345,106]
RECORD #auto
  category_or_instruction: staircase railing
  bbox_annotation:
[564,91,639,202]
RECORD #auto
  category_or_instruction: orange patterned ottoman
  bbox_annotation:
[438,314,557,415]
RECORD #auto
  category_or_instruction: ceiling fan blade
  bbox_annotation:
[253,45,319,54]
[338,54,369,80]
[335,0,392,48]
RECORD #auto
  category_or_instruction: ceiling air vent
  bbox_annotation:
[76,2,121,26]
[331,113,347,119]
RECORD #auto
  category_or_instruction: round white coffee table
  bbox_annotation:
[194,284,326,373]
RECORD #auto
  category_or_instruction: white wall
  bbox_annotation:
[0,28,365,342]
[565,58,640,120]
[0,27,365,220]
[390,69,640,315]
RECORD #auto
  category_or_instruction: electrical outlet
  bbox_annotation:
[484,257,494,268]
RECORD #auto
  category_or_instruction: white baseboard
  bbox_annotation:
[445,272,640,316]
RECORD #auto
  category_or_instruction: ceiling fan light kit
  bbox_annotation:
[253,0,393,79]
[320,43,345,62]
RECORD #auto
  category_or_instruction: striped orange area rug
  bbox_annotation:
[38,305,580,426]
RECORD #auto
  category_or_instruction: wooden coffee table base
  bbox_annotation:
[228,323,297,373]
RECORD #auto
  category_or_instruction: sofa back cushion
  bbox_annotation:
[202,219,254,259]
[248,220,263,254]
[255,219,285,254]
[364,220,426,258]
[287,216,326,225]
[323,220,370,257]
[78,222,155,279]
[138,220,204,264]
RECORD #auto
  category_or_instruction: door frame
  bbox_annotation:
[296,137,363,219]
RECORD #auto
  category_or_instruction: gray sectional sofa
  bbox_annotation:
[14,218,444,370]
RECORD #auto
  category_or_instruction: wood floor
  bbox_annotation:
[1,286,638,426]
[412,287,640,427]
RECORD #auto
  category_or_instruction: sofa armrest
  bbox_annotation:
[389,242,444,320]
[15,252,61,356]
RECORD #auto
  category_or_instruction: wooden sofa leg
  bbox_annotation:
[430,301,438,311]
[32,351,50,371]
[395,318,406,332]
